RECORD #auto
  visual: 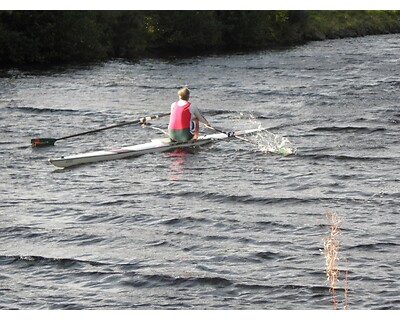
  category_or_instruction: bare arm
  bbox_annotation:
[190,105,209,125]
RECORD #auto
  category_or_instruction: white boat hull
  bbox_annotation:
[48,128,264,168]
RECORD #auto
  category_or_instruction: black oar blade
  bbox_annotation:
[31,138,57,147]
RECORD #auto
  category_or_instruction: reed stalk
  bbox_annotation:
[323,211,340,309]
[322,211,349,309]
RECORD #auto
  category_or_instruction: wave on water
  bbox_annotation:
[5,105,80,115]
[346,241,399,252]
[0,254,107,268]
[159,190,325,206]
[311,126,386,134]
[131,274,234,288]
[299,153,397,162]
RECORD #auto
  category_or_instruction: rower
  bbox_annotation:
[167,87,210,142]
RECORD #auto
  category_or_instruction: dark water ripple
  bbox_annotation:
[1,34,400,310]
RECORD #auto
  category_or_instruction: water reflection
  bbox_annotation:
[166,148,194,181]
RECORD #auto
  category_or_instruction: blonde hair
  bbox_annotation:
[178,87,190,101]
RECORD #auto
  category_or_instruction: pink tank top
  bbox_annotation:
[168,102,192,130]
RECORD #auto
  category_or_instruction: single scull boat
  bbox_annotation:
[48,128,265,168]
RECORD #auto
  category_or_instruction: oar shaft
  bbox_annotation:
[205,125,259,145]
[205,125,234,137]
[204,125,235,137]
[56,113,170,141]
[31,112,170,147]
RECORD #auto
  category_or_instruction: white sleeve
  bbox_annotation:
[189,105,208,124]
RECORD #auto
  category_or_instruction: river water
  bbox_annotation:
[0,34,399,310]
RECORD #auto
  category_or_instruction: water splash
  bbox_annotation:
[237,125,295,156]
[254,130,296,156]
[238,112,296,156]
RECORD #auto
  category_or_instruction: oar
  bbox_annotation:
[205,124,259,145]
[31,112,170,147]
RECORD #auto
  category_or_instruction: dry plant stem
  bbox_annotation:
[324,212,340,309]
